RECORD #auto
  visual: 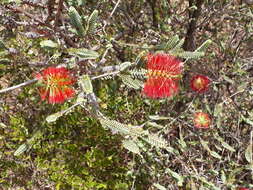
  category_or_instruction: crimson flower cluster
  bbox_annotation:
[142,53,212,129]
[36,67,75,104]
[142,53,183,99]
[190,74,210,93]
[35,54,213,129]
[194,112,211,129]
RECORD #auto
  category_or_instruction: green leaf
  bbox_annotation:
[129,68,147,79]
[68,6,85,36]
[171,38,184,51]
[200,138,211,152]
[176,51,205,59]
[14,143,28,156]
[142,133,167,149]
[122,140,140,154]
[0,122,7,128]
[14,130,43,156]
[210,151,222,159]
[0,40,7,50]
[153,183,167,190]
[222,75,234,84]
[68,48,99,60]
[120,74,143,90]
[221,170,226,183]
[245,144,252,163]
[99,118,131,135]
[0,59,11,64]
[146,121,163,129]
[214,103,223,117]
[40,40,58,49]
[148,115,170,120]
[166,168,184,186]
[79,75,93,94]
[119,62,133,71]
[85,9,99,35]
[242,116,253,126]
[164,35,180,50]
[155,35,179,51]
[220,141,235,152]
[214,134,236,152]
[46,112,63,123]
[196,176,221,190]
[178,132,187,150]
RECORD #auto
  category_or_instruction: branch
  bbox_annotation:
[0,79,37,94]
[183,0,204,51]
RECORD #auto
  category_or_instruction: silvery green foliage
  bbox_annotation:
[155,35,180,51]
[79,75,93,94]
[14,130,43,156]
[99,118,169,152]
[67,48,99,60]
[122,140,140,154]
[119,74,143,90]
[68,6,85,36]
[85,10,99,35]
[154,35,212,60]
[176,51,205,59]
[129,68,147,79]
[141,132,168,149]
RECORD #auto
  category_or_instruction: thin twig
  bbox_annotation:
[0,79,37,94]
[110,0,121,17]
[102,0,121,32]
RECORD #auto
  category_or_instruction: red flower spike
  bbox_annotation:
[143,53,183,99]
[190,74,210,93]
[238,188,250,190]
[36,67,75,104]
[194,112,211,129]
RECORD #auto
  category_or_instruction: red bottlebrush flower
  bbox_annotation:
[238,188,250,190]
[190,74,210,93]
[36,67,75,104]
[194,112,211,128]
[142,53,183,99]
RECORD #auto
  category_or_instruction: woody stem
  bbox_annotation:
[0,79,38,94]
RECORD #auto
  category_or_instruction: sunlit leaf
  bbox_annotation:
[153,183,167,190]
[40,40,58,49]
[146,121,163,129]
[14,143,28,156]
[210,151,222,159]
[46,112,62,123]
[68,48,99,60]
[79,75,93,94]
[245,144,252,163]
[166,168,184,186]
[122,140,140,154]
[149,115,170,120]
